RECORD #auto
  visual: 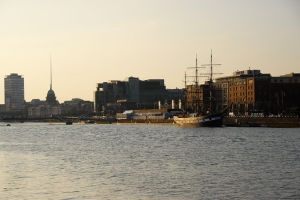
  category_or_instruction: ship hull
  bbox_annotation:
[173,113,223,127]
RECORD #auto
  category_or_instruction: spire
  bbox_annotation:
[50,54,52,90]
[47,54,57,105]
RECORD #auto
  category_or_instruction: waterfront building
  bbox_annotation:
[214,70,300,116]
[46,56,58,106]
[0,104,5,113]
[44,56,60,115]
[215,70,272,115]
[94,77,183,113]
[184,83,206,113]
[27,99,61,117]
[270,73,300,115]
[61,98,93,115]
[4,73,25,112]
[27,57,61,116]
[183,80,223,114]
[27,100,62,117]
[166,88,183,109]
[26,95,62,117]
[46,87,57,106]
[27,98,93,117]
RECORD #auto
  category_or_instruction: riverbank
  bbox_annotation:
[2,116,299,128]
[113,117,300,128]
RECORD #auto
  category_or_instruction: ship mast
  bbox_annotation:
[184,71,187,88]
[202,50,222,114]
[210,50,213,89]
[185,55,205,113]
[195,55,198,87]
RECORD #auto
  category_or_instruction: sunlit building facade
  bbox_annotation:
[214,70,300,115]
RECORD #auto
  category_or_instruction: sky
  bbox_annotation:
[0,0,299,103]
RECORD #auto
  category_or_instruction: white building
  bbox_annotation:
[28,104,61,117]
[4,73,25,112]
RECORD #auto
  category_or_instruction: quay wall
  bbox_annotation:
[3,116,299,127]
[115,119,174,124]
[223,116,300,127]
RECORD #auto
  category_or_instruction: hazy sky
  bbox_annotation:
[1,0,299,103]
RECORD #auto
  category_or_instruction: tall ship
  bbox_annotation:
[173,50,231,127]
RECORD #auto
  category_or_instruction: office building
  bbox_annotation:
[94,77,182,112]
[4,73,25,112]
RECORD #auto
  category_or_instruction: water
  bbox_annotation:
[0,122,299,199]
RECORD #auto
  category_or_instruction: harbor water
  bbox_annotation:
[0,122,299,199]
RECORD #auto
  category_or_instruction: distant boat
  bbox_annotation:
[173,51,231,127]
[51,113,90,125]
[85,120,95,124]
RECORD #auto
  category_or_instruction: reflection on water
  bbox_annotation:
[0,123,300,199]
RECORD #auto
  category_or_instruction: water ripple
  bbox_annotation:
[0,123,300,199]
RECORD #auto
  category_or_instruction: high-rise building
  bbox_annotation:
[4,73,25,112]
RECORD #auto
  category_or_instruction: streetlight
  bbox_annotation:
[275,93,279,115]
[275,91,285,116]
[281,91,285,113]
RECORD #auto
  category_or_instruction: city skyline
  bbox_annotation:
[1,0,299,103]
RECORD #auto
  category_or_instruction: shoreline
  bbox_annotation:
[1,116,299,128]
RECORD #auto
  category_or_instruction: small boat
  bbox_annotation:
[51,113,90,125]
[174,50,231,127]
